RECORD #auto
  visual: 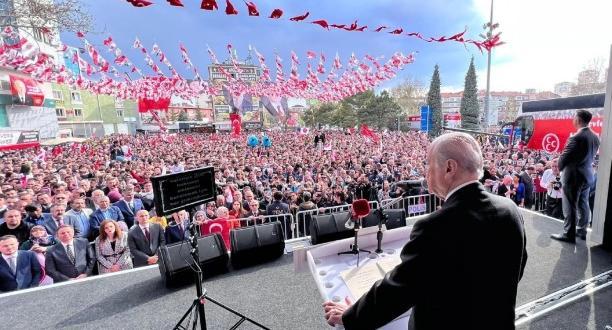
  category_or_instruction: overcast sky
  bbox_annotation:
[63,0,612,94]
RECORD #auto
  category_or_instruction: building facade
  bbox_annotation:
[52,84,138,137]
[441,89,561,127]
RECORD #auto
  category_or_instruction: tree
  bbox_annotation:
[195,109,203,122]
[389,77,426,116]
[460,57,480,130]
[303,102,337,128]
[1,0,93,33]
[371,90,402,130]
[177,110,189,122]
[426,65,442,137]
[331,102,358,128]
[570,57,608,96]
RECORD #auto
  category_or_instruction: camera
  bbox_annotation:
[552,177,562,191]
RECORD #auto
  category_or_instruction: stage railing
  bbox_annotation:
[294,201,379,239]
[380,194,443,216]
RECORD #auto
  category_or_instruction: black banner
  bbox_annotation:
[151,166,216,216]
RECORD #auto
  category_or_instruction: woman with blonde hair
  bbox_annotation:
[94,219,133,274]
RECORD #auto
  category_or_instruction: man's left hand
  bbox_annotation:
[323,297,352,326]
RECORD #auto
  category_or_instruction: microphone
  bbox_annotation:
[391,179,427,191]
[345,199,371,229]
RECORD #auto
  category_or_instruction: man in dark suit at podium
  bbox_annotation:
[324,132,527,330]
[551,110,600,243]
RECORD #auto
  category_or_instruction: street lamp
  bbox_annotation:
[480,0,499,130]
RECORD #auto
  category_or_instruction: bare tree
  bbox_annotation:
[570,57,608,96]
[389,77,426,116]
[0,0,92,33]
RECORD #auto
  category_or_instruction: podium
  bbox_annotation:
[307,226,413,329]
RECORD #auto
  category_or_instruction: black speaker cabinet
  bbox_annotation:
[230,221,285,268]
[158,233,229,286]
[309,211,354,245]
[357,209,407,230]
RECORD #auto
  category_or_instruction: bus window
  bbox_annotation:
[518,116,534,144]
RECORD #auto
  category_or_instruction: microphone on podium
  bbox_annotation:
[345,199,371,229]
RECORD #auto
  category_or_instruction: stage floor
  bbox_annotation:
[0,210,610,329]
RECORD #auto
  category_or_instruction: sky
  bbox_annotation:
[61,0,612,95]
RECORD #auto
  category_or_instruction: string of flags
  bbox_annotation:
[0,27,415,103]
[121,0,504,52]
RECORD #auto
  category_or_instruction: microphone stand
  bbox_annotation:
[338,214,371,267]
[174,223,270,330]
[375,193,408,255]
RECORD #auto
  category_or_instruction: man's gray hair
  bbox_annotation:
[431,132,484,178]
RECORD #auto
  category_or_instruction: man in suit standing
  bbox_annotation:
[519,166,536,209]
[164,210,189,245]
[113,187,144,228]
[551,110,600,243]
[128,209,164,267]
[324,132,527,330]
[0,235,42,292]
[45,225,96,283]
[45,225,95,283]
[89,196,124,238]
[64,198,93,240]
[42,204,83,237]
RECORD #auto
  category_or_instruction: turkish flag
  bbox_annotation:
[360,124,380,143]
[230,112,241,136]
[200,219,232,251]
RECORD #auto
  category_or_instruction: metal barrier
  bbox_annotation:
[380,194,443,217]
[195,213,296,240]
[294,201,379,239]
[532,191,547,212]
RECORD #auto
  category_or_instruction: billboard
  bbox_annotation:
[9,75,45,107]
[420,105,431,132]
[407,115,421,130]
[0,130,40,151]
[443,113,461,128]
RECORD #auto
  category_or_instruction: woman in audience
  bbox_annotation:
[228,200,248,220]
[94,219,133,274]
[512,174,526,208]
[19,225,55,285]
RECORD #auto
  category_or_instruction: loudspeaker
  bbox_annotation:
[384,209,407,229]
[230,221,285,268]
[158,233,229,286]
[309,211,354,245]
[360,209,407,229]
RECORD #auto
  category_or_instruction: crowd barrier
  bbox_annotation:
[193,192,550,243]
[294,201,379,239]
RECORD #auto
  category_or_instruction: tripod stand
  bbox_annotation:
[173,224,270,330]
[338,215,370,267]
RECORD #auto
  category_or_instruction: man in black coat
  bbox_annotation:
[551,110,600,242]
[324,132,527,330]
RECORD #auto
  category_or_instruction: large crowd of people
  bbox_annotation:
[0,128,594,292]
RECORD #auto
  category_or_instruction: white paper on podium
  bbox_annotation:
[307,226,414,329]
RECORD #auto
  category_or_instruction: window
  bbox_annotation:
[70,91,82,104]
[33,28,52,44]
[53,90,63,100]
[73,108,83,117]
[0,80,9,91]
[116,109,124,117]
[56,108,66,117]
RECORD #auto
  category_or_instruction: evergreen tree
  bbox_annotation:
[460,57,480,129]
[177,110,189,122]
[426,65,442,137]
[195,109,203,122]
